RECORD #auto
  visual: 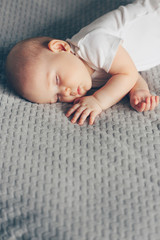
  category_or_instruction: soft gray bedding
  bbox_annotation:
[0,0,160,239]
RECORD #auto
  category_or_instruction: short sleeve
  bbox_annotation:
[77,29,122,73]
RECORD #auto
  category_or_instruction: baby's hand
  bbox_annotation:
[66,95,102,125]
[130,89,159,112]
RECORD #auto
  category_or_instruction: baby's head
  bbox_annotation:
[6,36,92,103]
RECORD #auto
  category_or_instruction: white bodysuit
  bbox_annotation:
[67,0,160,87]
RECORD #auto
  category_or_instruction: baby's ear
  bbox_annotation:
[48,39,70,53]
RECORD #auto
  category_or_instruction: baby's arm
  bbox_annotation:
[93,45,138,110]
[66,45,139,125]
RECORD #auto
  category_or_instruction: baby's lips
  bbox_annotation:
[77,86,87,96]
[77,86,81,95]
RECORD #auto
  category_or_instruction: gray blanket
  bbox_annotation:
[0,0,160,239]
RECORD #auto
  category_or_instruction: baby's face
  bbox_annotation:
[23,39,92,104]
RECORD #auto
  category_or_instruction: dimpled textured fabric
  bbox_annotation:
[0,0,160,240]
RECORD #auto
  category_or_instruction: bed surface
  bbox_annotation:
[0,0,160,239]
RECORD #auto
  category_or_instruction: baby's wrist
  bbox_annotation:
[92,94,104,110]
[129,88,150,97]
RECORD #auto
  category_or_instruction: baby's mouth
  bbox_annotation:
[70,86,81,96]
[77,86,81,95]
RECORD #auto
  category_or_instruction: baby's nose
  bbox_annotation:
[62,87,71,96]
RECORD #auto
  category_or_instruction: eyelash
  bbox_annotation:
[56,75,59,85]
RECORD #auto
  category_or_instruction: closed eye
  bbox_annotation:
[56,75,59,85]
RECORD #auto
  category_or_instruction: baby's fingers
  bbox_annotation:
[134,102,146,112]
[71,106,87,124]
[149,96,156,110]
[78,109,92,125]
[133,96,140,106]
[144,97,151,111]
[155,96,159,106]
[150,96,159,110]
[66,104,80,117]
[89,111,101,125]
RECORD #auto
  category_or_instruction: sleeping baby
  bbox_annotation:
[6,0,160,125]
